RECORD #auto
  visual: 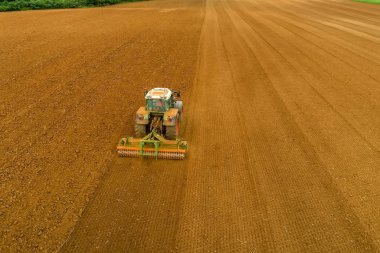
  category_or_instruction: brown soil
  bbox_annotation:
[1,0,380,252]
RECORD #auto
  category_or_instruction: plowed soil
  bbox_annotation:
[1,0,380,251]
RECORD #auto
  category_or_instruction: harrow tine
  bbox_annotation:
[117,149,185,160]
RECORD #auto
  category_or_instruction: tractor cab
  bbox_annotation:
[145,88,173,113]
[146,98,169,112]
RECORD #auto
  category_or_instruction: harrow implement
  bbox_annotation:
[117,130,188,160]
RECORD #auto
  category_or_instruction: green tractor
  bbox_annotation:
[117,88,188,159]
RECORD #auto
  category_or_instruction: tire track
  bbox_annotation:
[232,0,380,150]
[298,2,380,26]
[293,3,380,39]
[243,0,380,64]
[309,0,380,17]
[174,2,277,250]
[259,7,380,67]
[280,0,380,44]
[219,1,378,250]
[270,0,380,52]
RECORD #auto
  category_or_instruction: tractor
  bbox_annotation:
[117,88,188,159]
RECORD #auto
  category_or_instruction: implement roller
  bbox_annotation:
[117,88,188,159]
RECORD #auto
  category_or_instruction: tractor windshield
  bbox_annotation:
[147,99,168,112]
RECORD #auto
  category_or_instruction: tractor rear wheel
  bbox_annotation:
[165,118,179,140]
[134,124,147,138]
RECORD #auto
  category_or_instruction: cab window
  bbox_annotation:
[147,99,167,112]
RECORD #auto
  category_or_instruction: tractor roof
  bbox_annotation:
[145,88,172,100]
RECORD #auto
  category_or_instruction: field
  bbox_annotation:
[1,0,380,251]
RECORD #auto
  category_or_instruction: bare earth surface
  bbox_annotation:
[1,0,380,251]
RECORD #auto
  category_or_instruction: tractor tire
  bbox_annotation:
[165,118,179,140]
[134,124,147,138]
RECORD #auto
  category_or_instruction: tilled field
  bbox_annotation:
[1,0,380,252]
